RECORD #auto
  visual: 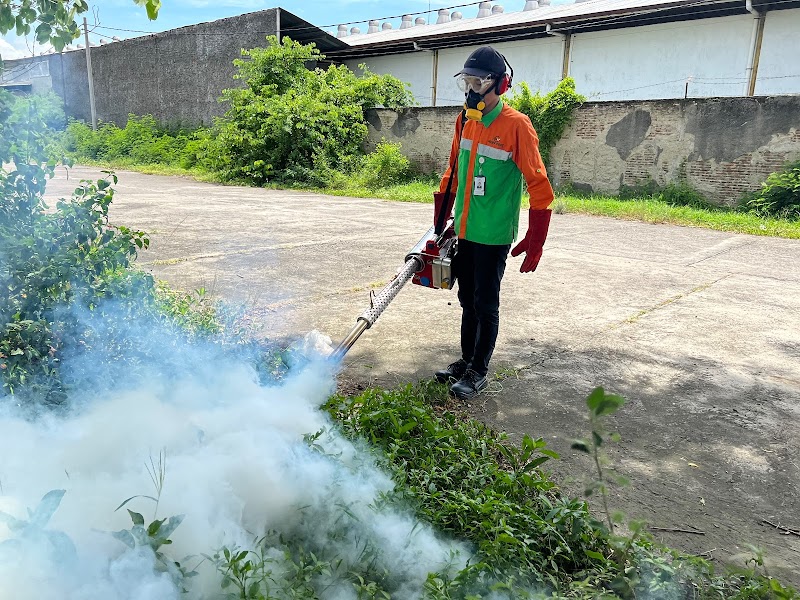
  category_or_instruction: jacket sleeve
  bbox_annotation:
[514,115,555,210]
[438,114,463,195]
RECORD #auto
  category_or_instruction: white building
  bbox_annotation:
[325,0,800,104]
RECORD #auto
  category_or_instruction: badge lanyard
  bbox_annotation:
[473,157,486,197]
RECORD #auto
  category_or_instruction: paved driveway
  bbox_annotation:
[46,167,800,584]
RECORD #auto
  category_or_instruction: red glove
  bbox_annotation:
[433,192,455,234]
[511,209,552,273]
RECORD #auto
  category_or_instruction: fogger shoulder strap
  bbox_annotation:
[435,112,468,236]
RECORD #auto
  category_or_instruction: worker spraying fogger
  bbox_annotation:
[332,47,555,401]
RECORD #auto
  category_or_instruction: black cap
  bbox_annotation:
[456,46,506,78]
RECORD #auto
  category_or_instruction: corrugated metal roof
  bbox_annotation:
[339,0,721,47]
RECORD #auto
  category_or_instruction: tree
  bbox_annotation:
[0,0,160,60]
[1,0,160,403]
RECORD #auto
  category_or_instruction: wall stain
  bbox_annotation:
[686,97,796,163]
[606,109,652,160]
[365,109,382,132]
[391,109,421,138]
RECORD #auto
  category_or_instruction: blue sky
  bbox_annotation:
[2,0,536,59]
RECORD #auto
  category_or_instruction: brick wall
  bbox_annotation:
[366,96,800,204]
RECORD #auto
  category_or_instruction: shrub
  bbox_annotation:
[0,89,66,165]
[506,78,585,167]
[99,114,160,161]
[0,169,151,403]
[359,140,410,188]
[213,36,413,185]
[741,160,800,218]
[659,182,716,209]
[62,119,103,159]
[60,116,212,168]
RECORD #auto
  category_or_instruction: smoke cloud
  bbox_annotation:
[0,303,470,599]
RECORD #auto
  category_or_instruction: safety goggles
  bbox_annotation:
[455,74,495,94]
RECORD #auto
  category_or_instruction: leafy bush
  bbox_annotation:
[506,78,585,167]
[62,119,104,159]
[0,89,66,165]
[213,36,413,185]
[359,140,410,188]
[659,182,717,210]
[60,115,211,167]
[0,170,150,402]
[325,382,609,592]
[741,160,800,218]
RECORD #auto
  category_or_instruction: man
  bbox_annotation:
[433,46,554,400]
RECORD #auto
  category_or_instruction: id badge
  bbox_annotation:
[473,176,486,196]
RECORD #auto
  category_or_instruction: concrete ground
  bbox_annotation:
[47,167,800,585]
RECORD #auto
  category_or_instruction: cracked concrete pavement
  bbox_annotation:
[46,167,800,584]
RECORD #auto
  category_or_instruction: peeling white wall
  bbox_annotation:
[569,15,755,100]
[344,10,799,105]
[345,52,433,106]
[755,9,800,95]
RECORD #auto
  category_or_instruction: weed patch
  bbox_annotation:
[321,382,798,598]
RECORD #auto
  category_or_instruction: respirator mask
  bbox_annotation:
[456,75,497,121]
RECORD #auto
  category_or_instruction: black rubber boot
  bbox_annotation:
[434,359,468,384]
[449,369,488,400]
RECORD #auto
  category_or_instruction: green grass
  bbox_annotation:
[70,160,800,239]
[69,158,223,183]
[558,194,800,239]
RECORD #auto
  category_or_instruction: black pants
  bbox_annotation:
[454,239,511,377]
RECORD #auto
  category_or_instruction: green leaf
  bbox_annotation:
[30,489,66,528]
[35,23,52,44]
[157,515,184,540]
[585,549,606,561]
[585,387,606,412]
[522,456,551,472]
[112,529,136,548]
[127,510,145,526]
[571,440,590,454]
[147,518,165,536]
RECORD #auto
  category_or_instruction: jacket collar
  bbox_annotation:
[481,99,504,127]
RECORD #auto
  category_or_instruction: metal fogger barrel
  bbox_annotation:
[330,224,456,361]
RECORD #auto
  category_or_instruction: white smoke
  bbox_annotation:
[0,329,470,599]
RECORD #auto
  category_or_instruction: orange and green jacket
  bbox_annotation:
[439,100,554,245]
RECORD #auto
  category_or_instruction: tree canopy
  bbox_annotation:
[0,0,160,60]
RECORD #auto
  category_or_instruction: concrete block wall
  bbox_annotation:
[365,96,800,204]
[44,9,278,127]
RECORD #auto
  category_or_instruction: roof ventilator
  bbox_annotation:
[437,9,451,23]
[337,24,348,37]
[477,2,492,17]
[415,17,427,25]
[492,4,505,13]
[524,1,539,9]
[382,22,393,30]
[350,27,361,34]
[452,11,463,20]
[368,20,380,33]
[401,15,413,29]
